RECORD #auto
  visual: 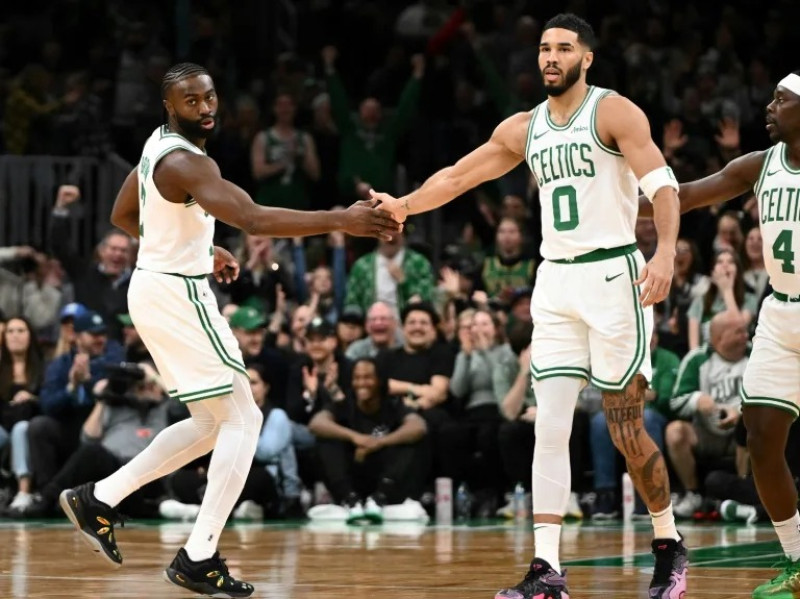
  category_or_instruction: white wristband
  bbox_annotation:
[639,166,679,202]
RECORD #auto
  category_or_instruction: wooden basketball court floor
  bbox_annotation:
[0,518,784,598]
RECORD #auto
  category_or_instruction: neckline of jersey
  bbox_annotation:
[159,125,206,154]
[780,143,800,174]
[544,85,595,131]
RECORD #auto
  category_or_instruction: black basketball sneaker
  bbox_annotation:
[164,547,255,598]
[59,482,125,567]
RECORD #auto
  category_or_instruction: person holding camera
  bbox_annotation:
[9,361,171,518]
[666,310,750,518]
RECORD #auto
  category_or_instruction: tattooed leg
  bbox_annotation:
[603,374,670,513]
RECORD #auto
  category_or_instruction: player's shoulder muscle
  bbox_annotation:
[596,93,649,138]
[492,111,532,157]
[153,150,221,201]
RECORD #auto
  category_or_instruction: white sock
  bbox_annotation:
[650,504,681,541]
[773,511,800,560]
[534,523,562,572]
[184,374,262,562]
[93,406,220,508]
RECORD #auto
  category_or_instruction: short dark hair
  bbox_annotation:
[400,301,440,327]
[543,13,596,49]
[161,62,211,100]
[244,360,271,387]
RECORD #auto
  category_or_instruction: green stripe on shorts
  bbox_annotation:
[530,363,590,382]
[178,384,235,402]
[741,387,799,419]
[183,279,247,376]
[591,253,646,391]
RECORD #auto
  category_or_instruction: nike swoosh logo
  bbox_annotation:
[533,130,549,140]
[605,273,624,282]
[767,170,781,176]
[533,525,547,531]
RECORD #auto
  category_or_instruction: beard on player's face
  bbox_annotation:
[542,60,583,97]
[173,111,217,139]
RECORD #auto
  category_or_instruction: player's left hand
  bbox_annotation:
[212,246,239,284]
[634,249,674,307]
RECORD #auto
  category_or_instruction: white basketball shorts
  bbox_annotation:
[741,292,800,419]
[128,268,247,402]
[530,245,653,391]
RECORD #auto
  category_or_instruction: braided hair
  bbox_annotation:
[161,62,211,126]
[160,62,210,100]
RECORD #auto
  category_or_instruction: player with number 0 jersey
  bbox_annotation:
[371,12,685,599]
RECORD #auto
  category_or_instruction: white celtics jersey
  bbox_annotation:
[525,86,639,260]
[754,143,800,296]
[136,126,215,277]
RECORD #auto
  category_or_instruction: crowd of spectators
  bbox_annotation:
[0,0,799,524]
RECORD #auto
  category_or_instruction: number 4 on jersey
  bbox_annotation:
[773,229,795,273]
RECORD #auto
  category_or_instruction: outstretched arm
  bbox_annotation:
[371,112,528,221]
[110,168,140,239]
[156,151,400,240]
[601,95,680,306]
[639,151,766,218]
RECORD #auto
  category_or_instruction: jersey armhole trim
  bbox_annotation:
[590,90,624,156]
[524,105,540,161]
[753,146,776,199]
[150,145,201,206]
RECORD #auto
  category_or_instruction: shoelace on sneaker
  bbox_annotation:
[97,509,128,530]
[767,558,800,583]
[515,564,556,595]
[215,554,229,574]
[206,553,232,578]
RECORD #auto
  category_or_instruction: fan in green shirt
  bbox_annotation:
[321,45,424,201]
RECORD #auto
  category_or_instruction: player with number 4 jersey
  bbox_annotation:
[371,13,686,599]
[640,70,800,599]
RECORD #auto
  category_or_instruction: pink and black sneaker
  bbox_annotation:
[495,558,570,599]
[649,537,688,599]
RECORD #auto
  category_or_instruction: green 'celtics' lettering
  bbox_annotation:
[760,187,800,224]
[530,143,595,186]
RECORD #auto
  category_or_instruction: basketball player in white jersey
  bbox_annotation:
[640,71,800,599]
[58,63,400,598]
[371,13,685,599]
